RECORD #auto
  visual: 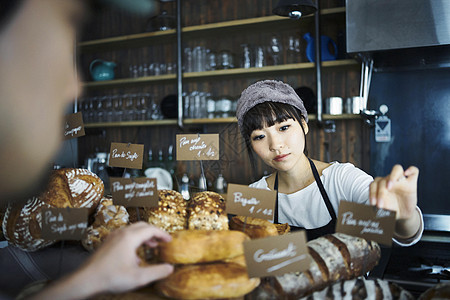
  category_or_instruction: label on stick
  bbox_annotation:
[176,134,219,161]
[41,208,88,240]
[226,183,276,220]
[336,200,396,246]
[108,142,144,169]
[110,177,158,208]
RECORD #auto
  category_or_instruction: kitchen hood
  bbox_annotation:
[346,0,450,53]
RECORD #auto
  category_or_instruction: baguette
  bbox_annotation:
[158,229,249,264]
[155,262,260,299]
[273,233,381,298]
[229,215,279,239]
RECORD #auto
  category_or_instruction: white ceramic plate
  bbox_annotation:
[144,167,173,190]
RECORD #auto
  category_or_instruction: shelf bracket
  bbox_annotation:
[314,0,323,125]
[176,0,184,129]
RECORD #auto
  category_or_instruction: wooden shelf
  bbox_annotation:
[78,7,345,52]
[82,59,358,89]
[82,74,176,89]
[84,114,361,128]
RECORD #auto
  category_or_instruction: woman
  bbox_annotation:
[236,80,423,245]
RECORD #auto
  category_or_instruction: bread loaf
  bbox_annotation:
[230,215,279,239]
[295,277,415,300]
[82,197,129,252]
[275,222,291,235]
[2,168,104,252]
[187,191,228,230]
[155,262,260,299]
[419,282,450,300]
[273,233,381,298]
[158,230,249,264]
[145,190,187,233]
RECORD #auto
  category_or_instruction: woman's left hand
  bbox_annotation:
[369,164,419,220]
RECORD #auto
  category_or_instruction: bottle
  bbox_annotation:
[180,173,190,200]
[146,148,154,169]
[166,145,175,174]
[157,148,165,169]
[214,173,227,194]
[198,173,207,191]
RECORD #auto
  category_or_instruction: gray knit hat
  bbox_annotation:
[236,80,308,129]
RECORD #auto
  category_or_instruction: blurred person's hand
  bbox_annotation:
[31,222,173,299]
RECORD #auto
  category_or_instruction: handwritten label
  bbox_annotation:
[336,201,396,246]
[176,134,219,161]
[108,142,144,169]
[64,112,85,140]
[41,208,88,240]
[244,231,311,278]
[226,184,276,220]
[110,177,158,208]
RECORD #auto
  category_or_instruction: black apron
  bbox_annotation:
[274,158,337,241]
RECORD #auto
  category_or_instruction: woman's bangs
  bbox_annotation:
[244,102,300,134]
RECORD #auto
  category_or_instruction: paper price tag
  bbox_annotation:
[41,208,88,240]
[226,184,276,220]
[244,231,311,278]
[110,177,158,207]
[64,112,85,140]
[336,201,396,246]
[176,134,219,161]
[108,142,144,169]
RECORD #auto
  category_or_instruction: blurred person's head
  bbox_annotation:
[0,0,86,201]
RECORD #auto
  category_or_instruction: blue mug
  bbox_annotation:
[304,33,338,62]
[89,59,116,81]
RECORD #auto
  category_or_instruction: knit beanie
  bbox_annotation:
[236,80,308,129]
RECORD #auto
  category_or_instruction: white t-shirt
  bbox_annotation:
[249,161,423,246]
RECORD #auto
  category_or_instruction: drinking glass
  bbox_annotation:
[240,44,253,68]
[112,95,124,122]
[268,35,283,65]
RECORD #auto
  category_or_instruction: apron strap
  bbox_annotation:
[307,158,337,220]
[273,158,337,224]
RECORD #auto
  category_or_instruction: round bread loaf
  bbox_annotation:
[187,191,228,230]
[145,190,187,233]
[82,197,129,252]
[2,168,104,252]
[156,262,260,299]
[229,215,279,239]
[158,229,249,264]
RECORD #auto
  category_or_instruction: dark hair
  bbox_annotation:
[0,0,23,31]
[241,101,309,175]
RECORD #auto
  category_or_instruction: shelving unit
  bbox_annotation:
[76,2,370,184]
[78,7,345,53]
[84,114,362,128]
[82,59,358,89]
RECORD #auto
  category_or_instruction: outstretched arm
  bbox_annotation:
[30,222,174,300]
[369,165,422,240]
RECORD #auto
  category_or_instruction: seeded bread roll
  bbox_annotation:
[187,191,228,230]
[2,168,104,252]
[82,197,129,252]
[145,190,187,233]
[155,262,260,299]
[273,233,381,298]
[230,215,279,239]
[158,230,249,264]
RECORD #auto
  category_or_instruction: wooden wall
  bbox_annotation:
[77,0,369,189]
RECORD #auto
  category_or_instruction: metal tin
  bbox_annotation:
[324,97,343,115]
